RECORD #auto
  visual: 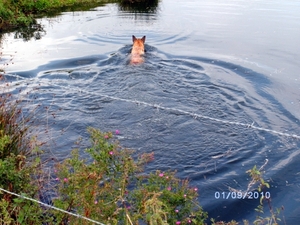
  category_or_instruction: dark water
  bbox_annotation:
[1,0,300,223]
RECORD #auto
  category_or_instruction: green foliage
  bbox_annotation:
[0,2,14,21]
[53,127,208,224]
[0,0,116,31]
[0,95,32,158]
[0,131,10,151]
[246,164,284,225]
[246,165,270,201]
[0,93,46,224]
[0,138,45,224]
[210,218,240,225]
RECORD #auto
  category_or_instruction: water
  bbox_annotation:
[1,0,300,223]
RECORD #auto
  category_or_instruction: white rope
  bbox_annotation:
[49,83,299,140]
[3,76,300,140]
[0,187,106,225]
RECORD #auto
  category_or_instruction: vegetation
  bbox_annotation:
[0,93,45,224]
[52,127,208,224]
[0,0,117,32]
[0,0,160,32]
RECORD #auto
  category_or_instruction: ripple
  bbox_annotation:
[4,46,300,224]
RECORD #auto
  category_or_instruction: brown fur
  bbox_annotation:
[130,35,146,64]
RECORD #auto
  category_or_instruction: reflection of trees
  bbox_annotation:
[14,21,46,41]
[119,0,159,13]
[1,1,116,41]
[0,19,46,42]
[0,34,14,73]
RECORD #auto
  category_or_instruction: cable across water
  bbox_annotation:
[43,81,300,140]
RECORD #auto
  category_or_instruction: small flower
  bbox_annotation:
[159,173,164,177]
[55,177,59,181]
[167,186,171,191]
[109,151,114,155]
[94,200,98,204]
[63,178,68,182]
[104,135,109,139]
[176,221,181,225]
[115,130,120,135]
[194,187,198,192]
[188,219,191,223]
[184,194,187,198]
[175,209,179,213]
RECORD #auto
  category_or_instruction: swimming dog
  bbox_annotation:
[130,35,146,64]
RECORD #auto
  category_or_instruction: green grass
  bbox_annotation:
[0,0,117,31]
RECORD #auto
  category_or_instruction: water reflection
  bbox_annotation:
[118,0,159,13]
[13,23,46,41]
[0,0,160,42]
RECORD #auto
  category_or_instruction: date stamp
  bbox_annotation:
[214,191,271,200]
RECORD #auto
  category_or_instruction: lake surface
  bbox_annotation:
[1,0,300,223]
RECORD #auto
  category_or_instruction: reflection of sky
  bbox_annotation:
[160,1,300,55]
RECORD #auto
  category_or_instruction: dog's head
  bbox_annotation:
[131,35,146,55]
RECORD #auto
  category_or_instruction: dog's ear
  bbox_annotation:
[141,36,146,43]
[132,35,137,42]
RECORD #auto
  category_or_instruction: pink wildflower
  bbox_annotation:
[63,178,68,182]
[104,135,109,139]
[115,130,120,135]
[176,221,181,225]
[167,186,171,191]
[184,194,187,198]
[194,187,198,192]
[94,201,98,204]
[55,177,59,181]
[188,219,191,223]
[109,151,114,155]
[159,173,164,177]
[175,209,179,213]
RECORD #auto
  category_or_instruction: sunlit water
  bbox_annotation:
[1,0,300,223]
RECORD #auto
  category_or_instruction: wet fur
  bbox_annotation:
[130,35,146,64]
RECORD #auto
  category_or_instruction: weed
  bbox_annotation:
[53,127,208,224]
[0,90,46,224]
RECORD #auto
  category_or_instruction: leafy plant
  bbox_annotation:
[246,163,285,225]
[53,127,208,224]
[0,94,31,158]
[0,93,47,224]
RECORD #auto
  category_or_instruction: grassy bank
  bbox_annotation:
[0,0,116,31]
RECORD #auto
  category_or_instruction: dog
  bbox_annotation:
[130,35,146,64]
